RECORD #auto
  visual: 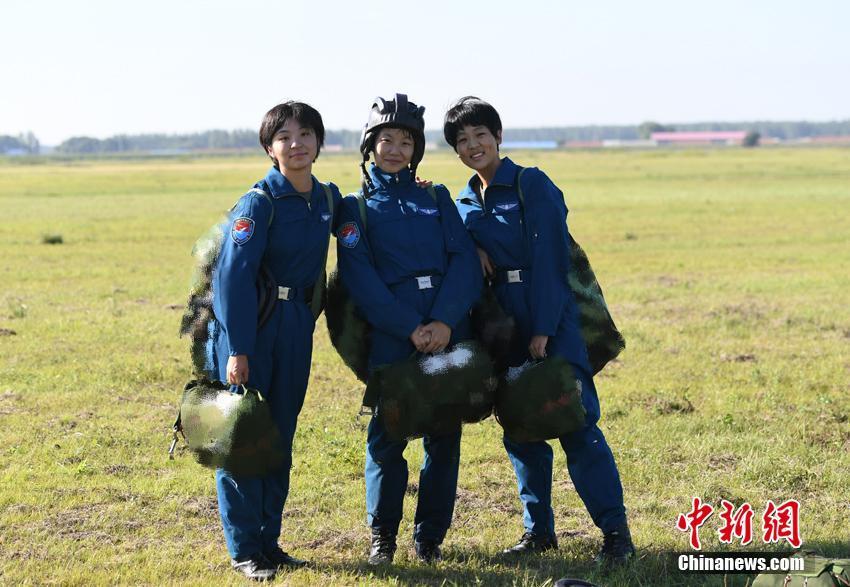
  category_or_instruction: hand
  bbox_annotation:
[477,247,494,277]
[415,176,434,189]
[528,335,549,360]
[410,325,432,353]
[420,321,452,354]
[226,355,249,385]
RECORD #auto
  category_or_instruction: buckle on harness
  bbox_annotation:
[416,276,433,290]
[278,286,292,301]
[507,270,522,284]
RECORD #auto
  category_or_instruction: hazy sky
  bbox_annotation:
[2,0,848,144]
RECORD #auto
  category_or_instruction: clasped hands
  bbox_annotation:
[409,320,451,354]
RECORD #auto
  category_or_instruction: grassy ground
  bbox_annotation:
[1,147,848,586]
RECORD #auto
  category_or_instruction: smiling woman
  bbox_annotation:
[199,100,342,581]
[332,94,484,566]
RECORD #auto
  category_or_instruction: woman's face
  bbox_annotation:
[267,118,318,173]
[373,127,414,174]
[454,124,501,173]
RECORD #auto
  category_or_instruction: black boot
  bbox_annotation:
[264,546,307,569]
[502,531,558,555]
[414,540,442,563]
[594,523,635,565]
[231,554,276,581]
[368,528,397,565]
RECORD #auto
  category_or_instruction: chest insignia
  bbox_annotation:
[417,207,439,216]
[321,213,332,222]
[495,202,519,212]
[231,217,255,245]
[338,222,360,248]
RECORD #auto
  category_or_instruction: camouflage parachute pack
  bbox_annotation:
[175,378,286,476]
[179,185,333,376]
[495,356,586,443]
[366,341,496,441]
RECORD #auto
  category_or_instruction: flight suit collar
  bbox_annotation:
[368,163,413,191]
[262,165,317,199]
[458,156,520,205]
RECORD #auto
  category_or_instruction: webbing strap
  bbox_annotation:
[310,183,335,318]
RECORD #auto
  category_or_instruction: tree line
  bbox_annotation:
[3,120,850,155]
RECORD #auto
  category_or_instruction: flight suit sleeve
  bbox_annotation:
[429,186,483,328]
[336,196,423,340]
[215,192,273,356]
[525,170,571,337]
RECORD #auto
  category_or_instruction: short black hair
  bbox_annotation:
[443,96,502,151]
[259,101,325,163]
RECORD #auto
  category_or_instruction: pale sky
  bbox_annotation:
[2,0,848,145]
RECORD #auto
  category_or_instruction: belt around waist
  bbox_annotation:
[389,273,444,291]
[491,269,527,285]
[277,284,314,303]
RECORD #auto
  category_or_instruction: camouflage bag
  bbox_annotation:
[172,378,286,477]
[752,554,850,587]
[366,341,496,441]
[515,167,625,375]
[495,356,586,443]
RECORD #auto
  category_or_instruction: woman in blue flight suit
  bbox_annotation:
[207,101,342,581]
[443,97,635,565]
[336,94,482,565]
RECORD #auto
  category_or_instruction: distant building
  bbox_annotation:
[602,139,657,148]
[651,131,747,146]
[502,140,558,150]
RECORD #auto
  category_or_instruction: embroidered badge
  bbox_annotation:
[338,222,360,248]
[495,201,519,212]
[321,213,332,222]
[418,207,439,216]
[231,217,255,245]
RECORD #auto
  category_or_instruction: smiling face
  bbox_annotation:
[454,124,501,176]
[266,118,318,173]
[372,127,414,174]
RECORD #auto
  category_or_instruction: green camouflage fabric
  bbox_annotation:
[325,268,370,383]
[753,554,850,586]
[178,379,286,476]
[495,357,586,443]
[515,167,625,375]
[367,341,496,441]
[180,220,226,375]
[566,238,626,375]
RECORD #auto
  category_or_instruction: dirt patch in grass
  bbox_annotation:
[103,464,132,475]
[720,352,757,362]
[303,527,362,550]
[0,327,16,336]
[707,453,740,472]
[41,503,117,543]
[182,496,218,519]
[642,396,695,415]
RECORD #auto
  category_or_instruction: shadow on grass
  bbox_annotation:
[301,541,850,586]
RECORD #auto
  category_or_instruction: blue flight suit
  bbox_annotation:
[336,164,482,544]
[455,156,627,536]
[206,165,342,560]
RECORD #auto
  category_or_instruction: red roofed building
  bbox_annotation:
[651,131,748,145]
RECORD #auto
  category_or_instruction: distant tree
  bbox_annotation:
[743,131,761,147]
[638,121,673,139]
[56,136,103,153]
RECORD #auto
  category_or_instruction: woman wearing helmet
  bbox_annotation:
[206,101,342,580]
[335,94,482,564]
[443,97,635,565]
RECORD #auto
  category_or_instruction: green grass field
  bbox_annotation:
[1,147,849,586]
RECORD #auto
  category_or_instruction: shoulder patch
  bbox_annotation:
[338,222,360,248]
[231,217,255,245]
